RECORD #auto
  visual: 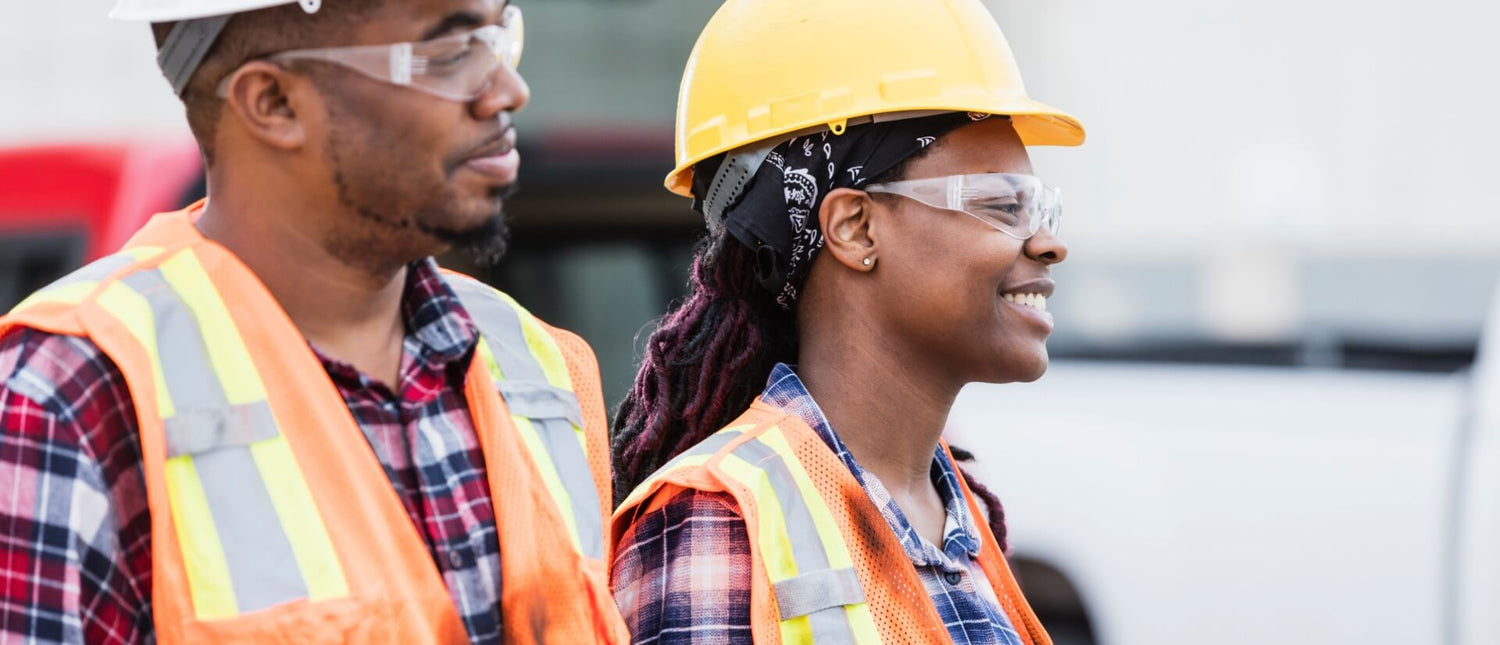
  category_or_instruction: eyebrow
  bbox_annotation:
[420,11,487,40]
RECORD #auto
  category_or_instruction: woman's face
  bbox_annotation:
[870,117,1069,384]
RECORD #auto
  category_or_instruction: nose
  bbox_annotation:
[470,62,530,120]
[1024,227,1068,265]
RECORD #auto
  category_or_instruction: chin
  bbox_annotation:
[983,347,1050,384]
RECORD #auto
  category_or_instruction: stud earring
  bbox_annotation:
[862,257,873,267]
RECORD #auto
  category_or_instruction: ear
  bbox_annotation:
[219,60,311,152]
[818,187,879,272]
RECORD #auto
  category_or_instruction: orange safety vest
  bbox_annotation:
[613,400,1051,645]
[0,203,629,644]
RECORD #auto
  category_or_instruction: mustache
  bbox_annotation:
[448,112,517,171]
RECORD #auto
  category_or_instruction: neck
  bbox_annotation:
[796,313,961,498]
[196,179,410,385]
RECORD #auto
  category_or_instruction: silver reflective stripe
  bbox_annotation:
[163,402,279,458]
[497,380,583,427]
[157,16,233,97]
[46,252,139,290]
[447,276,605,560]
[121,268,307,610]
[773,567,865,621]
[122,272,275,458]
[732,438,862,643]
[651,427,744,478]
[193,444,309,612]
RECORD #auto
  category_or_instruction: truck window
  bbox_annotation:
[0,232,86,313]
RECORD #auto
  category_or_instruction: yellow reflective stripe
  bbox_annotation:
[8,246,167,314]
[249,436,349,602]
[163,455,238,619]
[620,425,754,511]
[156,250,266,405]
[718,452,800,574]
[492,291,572,391]
[499,293,591,458]
[756,427,881,642]
[505,396,583,552]
[479,334,585,551]
[620,454,717,511]
[475,332,505,384]
[756,428,855,569]
[157,252,348,603]
[10,281,99,313]
[478,334,586,552]
[95,282,174,419]
[718,452,813,643]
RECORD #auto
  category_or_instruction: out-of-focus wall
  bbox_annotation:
[0,2,187,143]
[984,0,1500,348]
[990,0,1500,256]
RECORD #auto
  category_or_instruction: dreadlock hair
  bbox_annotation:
[611,232,797,505]
[611,150,1013,552]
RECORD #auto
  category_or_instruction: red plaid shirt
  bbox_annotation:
[0,259,504,644]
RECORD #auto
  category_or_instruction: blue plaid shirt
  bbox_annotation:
[611,363,1023,644]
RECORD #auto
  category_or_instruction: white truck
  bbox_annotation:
[951,282,1500,645]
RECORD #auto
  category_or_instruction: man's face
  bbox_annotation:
[304,0,527,265]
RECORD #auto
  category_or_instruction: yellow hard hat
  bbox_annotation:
[668,0,1085,197]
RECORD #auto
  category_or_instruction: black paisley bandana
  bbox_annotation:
[692,112,995,309]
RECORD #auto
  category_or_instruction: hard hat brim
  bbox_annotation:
[665,99,1085,198]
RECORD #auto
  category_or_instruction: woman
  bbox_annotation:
[609,0,1084,643]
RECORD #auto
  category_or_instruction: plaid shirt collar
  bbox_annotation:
[760,363,984,570]
[402,258,479,365]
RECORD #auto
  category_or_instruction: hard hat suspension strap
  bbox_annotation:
[158,15,232,97]
[702,141,777,237]
[153,0,321,98]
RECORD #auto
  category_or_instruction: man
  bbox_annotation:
[0,1,627,643]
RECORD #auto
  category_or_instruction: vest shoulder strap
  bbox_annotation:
[47,242,353,622]
[2,245,170,336]
[617,405,884,643]
[442,271,611,562]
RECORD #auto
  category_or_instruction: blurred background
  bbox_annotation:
[2,1,1498,643]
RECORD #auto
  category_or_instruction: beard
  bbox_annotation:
[323,121,520,272]
[414,183,518,268]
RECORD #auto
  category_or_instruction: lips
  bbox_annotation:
[461,128,519,183]
[466,127,517,161]
[1000,278,1055,328]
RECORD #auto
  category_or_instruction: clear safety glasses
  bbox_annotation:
[864,172,1062,240]
[217,4,523,101]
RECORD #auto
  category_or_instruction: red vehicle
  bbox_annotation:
[0,140,203,310]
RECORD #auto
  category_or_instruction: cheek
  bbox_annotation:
[325,91,460,182]
[884,222,1018,330]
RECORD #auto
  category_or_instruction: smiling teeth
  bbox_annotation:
[1003,293,1047,312]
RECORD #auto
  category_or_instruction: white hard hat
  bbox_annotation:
[112,0,323,97]
[110,0,319,21]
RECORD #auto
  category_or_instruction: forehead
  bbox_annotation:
[904,117,1034,179]
[355,0,508,41]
